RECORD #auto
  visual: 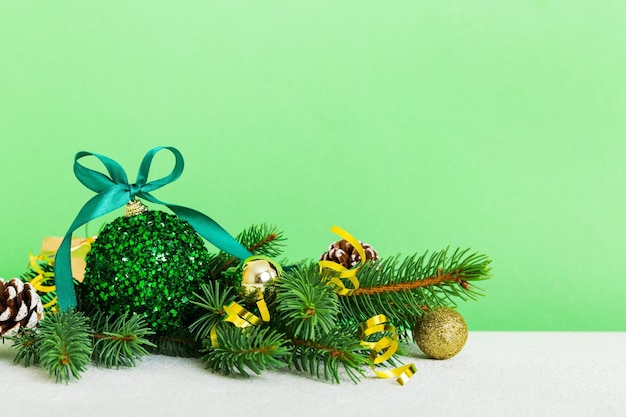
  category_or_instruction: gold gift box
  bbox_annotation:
[38,236,96,283]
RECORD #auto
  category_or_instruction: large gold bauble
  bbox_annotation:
[240,258,279,295]
[413,307,468,360]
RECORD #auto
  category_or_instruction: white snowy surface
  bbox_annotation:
[1,332,624,417]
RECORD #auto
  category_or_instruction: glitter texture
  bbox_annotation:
[82,210,211,332]
[413,307,468,360]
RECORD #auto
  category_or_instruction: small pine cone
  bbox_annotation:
[0,278,44,337]
[319,239,379,269]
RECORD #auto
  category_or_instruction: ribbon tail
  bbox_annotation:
[56,187,130,311]
[171,204,253,260]
[141,198,252,260]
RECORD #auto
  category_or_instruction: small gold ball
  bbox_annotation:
[240,259,279,295]
[413,307,468,360]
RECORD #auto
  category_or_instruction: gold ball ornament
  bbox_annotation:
[413,307,468,360]
[240,257,281,296]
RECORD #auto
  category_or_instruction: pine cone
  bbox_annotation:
[0,278,44,336]
[319,239,379,269]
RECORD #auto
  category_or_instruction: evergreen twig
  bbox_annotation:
[189,281,236,342]
[275,262,339,340]
[9,328,39,367]
[337,248,491,329]
[90,312,156,368]
[209,224,286,280]
[289,330,370,384]
[37,310,92,384]
[149,328,202,358]
[201,325,290,377]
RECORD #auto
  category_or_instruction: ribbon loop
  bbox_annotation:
[135,146,184,193]
[55,146,253,311]
[357,314,416,385]
[73,151,129,193]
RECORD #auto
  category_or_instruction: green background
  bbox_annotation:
[1,1,625,331]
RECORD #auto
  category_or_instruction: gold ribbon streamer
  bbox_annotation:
[211,296,270,347]
[256,292,271,323]
[319,225,366,296]
[28,254,57,295]
[358,314,417,386]
[210,323,219,347]
[26,254,59,311]
[223,301,264,328]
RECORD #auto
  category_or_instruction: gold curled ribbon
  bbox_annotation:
[319,225,366,296]
[27,254,58,309]
[358,314,417,386]
[210,296,270,347]
[255,292,271,322]
[223,301,264,328]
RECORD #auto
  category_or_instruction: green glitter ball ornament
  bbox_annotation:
[82,203,212,332]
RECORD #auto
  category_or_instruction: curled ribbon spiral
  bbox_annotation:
[55,146,253,311]
[358,315,417,386]
[210,298,270,347]
[27,254,58,310]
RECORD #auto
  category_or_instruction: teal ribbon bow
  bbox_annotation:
[55,146,253,311]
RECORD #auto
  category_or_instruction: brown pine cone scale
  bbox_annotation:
[0,278,44,336]
[319,239,379,269]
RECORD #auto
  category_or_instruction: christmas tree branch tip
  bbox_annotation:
[189,281,237,342]
[201,326,290,378]
[274,262,339,341]
[90,312,156,369]
[289,331,371,384]
[335,248,492,329]
[36,310,92,384]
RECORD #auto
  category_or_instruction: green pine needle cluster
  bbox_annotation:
[148,329,201,358]
[275,262,339,340]
[202,326,290,377]
[90,312,156,368]
[189,281,236,341]
[234,223,286,258]
[10,310,156,383]
[208,223,286,282]
[36,310,92,384]
[10,328,39,367]
[289,330,371,384]
[339,248,492,331]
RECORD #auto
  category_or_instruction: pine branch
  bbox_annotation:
[289,330,370,384]
[189,281,236,342]
[238,224,286,257]
[275,262,339,340]
[90,312,156,368]
[337,248,491,329]
[37,310,92,384]
[149,328,202,358]
[201,325,290,377]
[209,224,286,280]
[9,328,39,367]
